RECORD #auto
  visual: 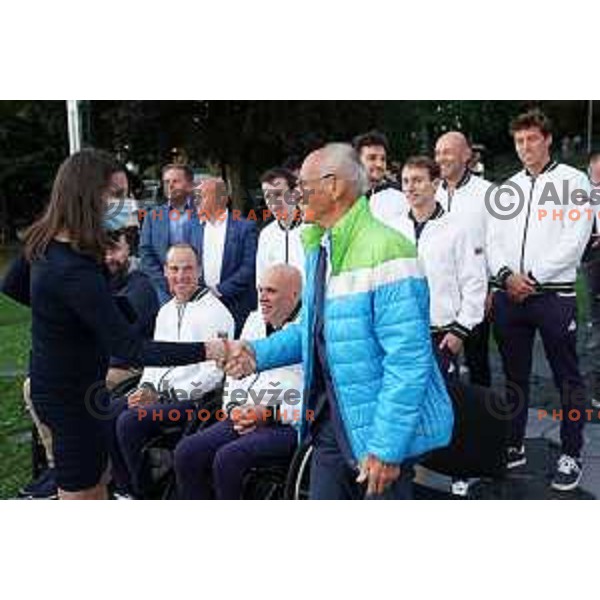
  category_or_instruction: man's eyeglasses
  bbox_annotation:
[297,173,335,189]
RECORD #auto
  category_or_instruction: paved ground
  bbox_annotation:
[417,329,600,499]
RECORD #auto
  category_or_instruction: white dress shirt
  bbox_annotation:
[203,209,229,289]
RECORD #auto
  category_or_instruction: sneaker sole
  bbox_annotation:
[506,457,527,470]
[551,475,582,492]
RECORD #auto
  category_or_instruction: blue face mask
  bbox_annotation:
[104,198,132,231]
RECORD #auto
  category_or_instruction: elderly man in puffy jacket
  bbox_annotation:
[223,143,453,500]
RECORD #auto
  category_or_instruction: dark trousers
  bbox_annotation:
[115,400,197,496]
[174,419,297,499]
[493,292,586,457]
[582,255,600,390]
[464,319,492,387]
[309,417,414,500]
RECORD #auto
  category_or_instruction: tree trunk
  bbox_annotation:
[223,158,244,211]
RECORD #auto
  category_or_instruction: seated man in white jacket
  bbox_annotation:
[391,155,487,498]
[174,263,303,499]
[256,167,305,283]
[112,243,235,496]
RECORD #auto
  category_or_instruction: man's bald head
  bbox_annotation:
[434,132,472,184]
[258,264,302,328]
[299,143,368,228]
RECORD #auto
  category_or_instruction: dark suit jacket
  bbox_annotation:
[139,205,257,332]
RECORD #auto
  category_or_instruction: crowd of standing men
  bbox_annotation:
[6,107,600,499]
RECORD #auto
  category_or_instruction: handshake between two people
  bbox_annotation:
[205,339,257,379]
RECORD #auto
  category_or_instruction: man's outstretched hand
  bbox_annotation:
[205,339,257,379]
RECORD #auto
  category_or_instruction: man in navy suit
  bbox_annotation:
[141,165,257,332]
[195,177,257,335]
[139,164,200,304]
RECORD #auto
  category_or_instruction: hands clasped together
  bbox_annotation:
[205,339,257,379]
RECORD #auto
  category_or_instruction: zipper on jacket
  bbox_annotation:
[285,229,289,264]
[519,177,536,273]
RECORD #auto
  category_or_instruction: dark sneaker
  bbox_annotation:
[506,445,526,469]
[551,454,582,492]
[18,469,58,499]
[451,478,480,498]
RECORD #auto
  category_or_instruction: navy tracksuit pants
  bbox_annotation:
[493,291,586,457]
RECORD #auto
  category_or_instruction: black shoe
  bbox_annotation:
[551,454,582,492]
[18,469,58,499]
[506,445,526,469]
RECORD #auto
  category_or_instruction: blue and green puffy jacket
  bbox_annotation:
[250,197,453,465]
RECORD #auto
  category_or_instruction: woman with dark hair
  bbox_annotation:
[24,149,219,500]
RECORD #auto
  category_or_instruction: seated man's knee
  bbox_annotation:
[174,435,208,476]
[212,443,251,479]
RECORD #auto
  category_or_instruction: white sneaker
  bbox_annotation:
[591,398,600,409]
[551,454,583,492]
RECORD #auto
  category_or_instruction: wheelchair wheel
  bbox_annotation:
[283,442,313,500]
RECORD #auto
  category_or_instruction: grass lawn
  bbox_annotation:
[0,293,32,499]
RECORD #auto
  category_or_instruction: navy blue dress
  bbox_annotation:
[29,241,205,491]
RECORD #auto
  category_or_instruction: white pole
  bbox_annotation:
[66,100,82,154]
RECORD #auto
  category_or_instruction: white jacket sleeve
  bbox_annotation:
[455,228,487,332]
[531,174,593,283]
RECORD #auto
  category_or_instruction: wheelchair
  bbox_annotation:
[110,374,313,500]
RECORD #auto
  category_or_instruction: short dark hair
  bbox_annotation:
[260,167,297,189]
[510,109,553,138]
[106,226,136,248]
[402,156,441,181]
[161,163,194,182]
[353,130,390,154]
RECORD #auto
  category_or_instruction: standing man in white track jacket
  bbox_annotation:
[487,109,592,491]
[435,131,494,388]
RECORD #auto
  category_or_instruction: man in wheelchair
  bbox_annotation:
[173,263,303,499]
[110,243,235,498]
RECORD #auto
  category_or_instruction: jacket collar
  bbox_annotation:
[441,168,471,191]
[408,201,445,224]
[368,178,402,197]
[301,196,369,275]
[168,196,195,212]
[276,214,303,232]
[525,160,558,178]
[266,300,302,336]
